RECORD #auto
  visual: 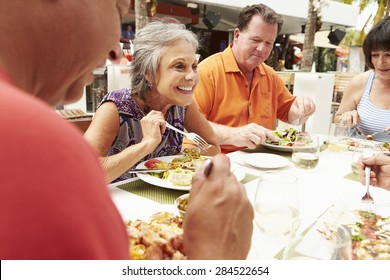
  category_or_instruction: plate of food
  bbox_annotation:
[136,155,246,190]
[126,212,186,260]
[285,201,390,260]
[347,139,389,152]
[243,153,290,169]
[263,127,299,152]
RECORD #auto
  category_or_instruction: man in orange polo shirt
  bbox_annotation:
[194,4,316,153]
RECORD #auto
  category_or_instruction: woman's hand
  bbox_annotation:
[140,110,165,150]
[339,110,359,127]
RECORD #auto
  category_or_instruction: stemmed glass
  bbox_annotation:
[283,221,352,260]
[254,172,300,239]
[292,134,320,169]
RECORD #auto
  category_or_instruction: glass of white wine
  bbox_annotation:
[254,172,300,239]
[292,134,320,169]
[328,123,350,152]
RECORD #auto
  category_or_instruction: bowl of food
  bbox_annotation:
[175,193,189,219]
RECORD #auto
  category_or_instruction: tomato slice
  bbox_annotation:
[144,159,161,169]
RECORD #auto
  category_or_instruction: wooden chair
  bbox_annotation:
[55,109,93,133]
[333,72,357,103]
[332,72,358,122]
[277,72,295,92]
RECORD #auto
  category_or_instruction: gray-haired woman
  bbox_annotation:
[84,20,220,183]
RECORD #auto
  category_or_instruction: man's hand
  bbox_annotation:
[183,154,254,259]
[226,123,278,149]
[288,96,316,125]
[359,154,390,191]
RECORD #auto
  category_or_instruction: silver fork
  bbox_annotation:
[165,121,211,151]
[361,148,374,211]
[353,126,389,140]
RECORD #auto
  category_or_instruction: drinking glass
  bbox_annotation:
[254,172,300,239]
[351,148,362,176]
[328,123,350,152]
[283,215,352,260]
[292,134,320,169]
[351,140,385,176]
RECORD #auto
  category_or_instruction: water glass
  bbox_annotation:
[254,172,300,239]
[351,148,362,176]
[328,123,350,152]
[292,134,320,169]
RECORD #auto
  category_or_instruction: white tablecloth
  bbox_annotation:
[109,145,390,259]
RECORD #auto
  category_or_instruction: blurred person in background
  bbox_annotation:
[335,16,390,142]
[192,3,316,153]
[0,0,252,260]
[121,24,135,43]
[84,20,220,184]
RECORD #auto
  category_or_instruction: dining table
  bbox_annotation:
[107,135,390,260]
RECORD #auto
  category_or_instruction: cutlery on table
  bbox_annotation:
[352,126,389,140]
[127,167,195,174]
[165,121,211,151]
[361,148,374,211]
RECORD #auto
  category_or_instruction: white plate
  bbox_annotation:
[136,156,246,191]
[243,153,290,169]
[262,142,294,152]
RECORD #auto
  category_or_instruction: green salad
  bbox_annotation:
[266,127,299,146]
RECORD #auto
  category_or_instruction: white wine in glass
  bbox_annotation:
[292,134,320,169]
[254,172,300,239]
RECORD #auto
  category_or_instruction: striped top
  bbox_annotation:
[355,70,390,142]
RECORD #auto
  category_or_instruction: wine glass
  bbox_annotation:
[328,123,350,152]
[254,172,300,239]
[283,219,352,260]
[292,134,320,169]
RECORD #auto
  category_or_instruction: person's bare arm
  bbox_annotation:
[208,121,278,149]
[334,72,367,126]
[84,102,164,183]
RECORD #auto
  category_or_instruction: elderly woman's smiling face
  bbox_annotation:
[154,39,199,106]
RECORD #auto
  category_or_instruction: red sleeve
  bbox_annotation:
[0,80,129,259]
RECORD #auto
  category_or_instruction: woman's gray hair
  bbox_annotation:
[131,20,199,98]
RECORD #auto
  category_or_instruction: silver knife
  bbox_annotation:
[127,168,195,174]
[127,168,168,174]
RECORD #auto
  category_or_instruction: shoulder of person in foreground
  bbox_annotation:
[0,84,129,259]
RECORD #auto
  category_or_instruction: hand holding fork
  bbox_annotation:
[361,148,374,211]
[165,121,211,151]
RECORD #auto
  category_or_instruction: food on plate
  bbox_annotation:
[126,212,186,260]
[163,168,194,186]
[182,147,201,156]
[348,210,390,260]
[383,142,390,151]
[175,193,189,219]
[143,150,208,186]
[317,209,390,260]
[266,127,300,146]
